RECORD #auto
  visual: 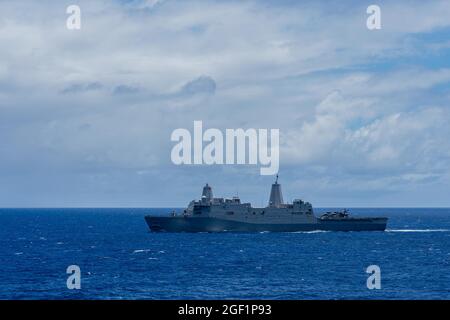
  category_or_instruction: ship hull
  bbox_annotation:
[145,216,387,232]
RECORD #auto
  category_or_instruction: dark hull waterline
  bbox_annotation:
[145,216,388,232]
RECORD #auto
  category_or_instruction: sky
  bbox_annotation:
[1,0,450,207]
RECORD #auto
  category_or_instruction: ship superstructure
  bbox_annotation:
[145,177,387,232]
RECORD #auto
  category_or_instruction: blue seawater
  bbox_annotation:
[1,208,450,300]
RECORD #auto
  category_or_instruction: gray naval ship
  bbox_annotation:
[145,176,388,232]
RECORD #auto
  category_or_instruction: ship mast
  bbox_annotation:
[202,183,213,202]
[268,174,284,208]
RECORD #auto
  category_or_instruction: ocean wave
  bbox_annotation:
[259,230,330,234]
[132,249,151,254]
[291,230,331,234]
[386,229,450,233]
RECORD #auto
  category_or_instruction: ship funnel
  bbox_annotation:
[268,175,283,207]
[202,183,213,201]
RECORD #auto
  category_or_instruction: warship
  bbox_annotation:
[145,176,388,232]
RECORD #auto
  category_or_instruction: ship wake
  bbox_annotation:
[386,229,450,233]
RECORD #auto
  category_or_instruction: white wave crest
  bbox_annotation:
[132,249,151,254]
[291,230,330,234]
[386,229,449,233]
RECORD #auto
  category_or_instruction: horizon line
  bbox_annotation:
[1,206,450,209]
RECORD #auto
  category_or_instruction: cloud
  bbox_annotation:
[282,73,450,170]
[180,76,216,95]
[60,82,103,94]
[1,0,450,206]
[113,85,139,95]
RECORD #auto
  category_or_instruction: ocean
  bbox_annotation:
[1,208,450,300]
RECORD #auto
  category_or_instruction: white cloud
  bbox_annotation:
[1,0,450,206]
